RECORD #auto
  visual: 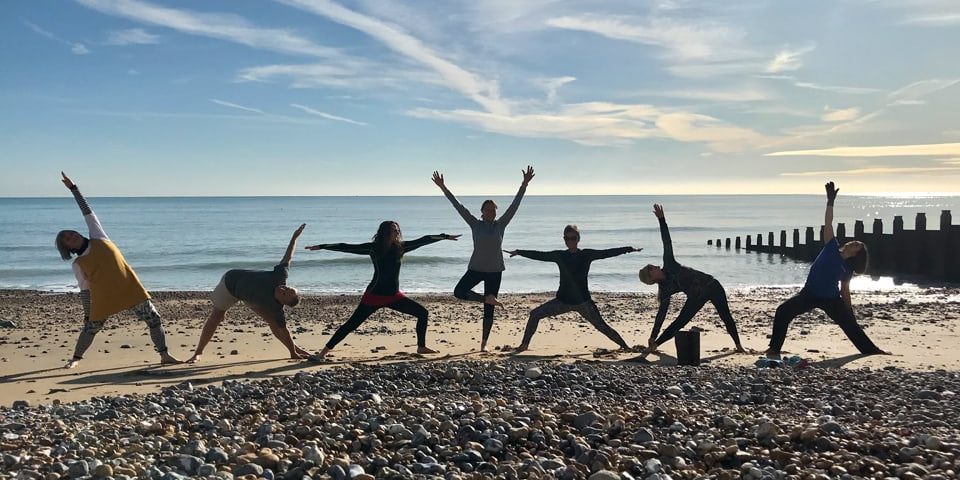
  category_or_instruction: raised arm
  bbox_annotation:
[62,172,107,240]
[280,224,306,265]
[823,182,837,244]
[305,242,373,255]
[498,166,535,227]
[654,204,675,265]
[432,171,477,226]
[587,246,641,261]
[649,296,671,342]
[404,233,460,253]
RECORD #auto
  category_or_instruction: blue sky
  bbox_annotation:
[2,0,959,196]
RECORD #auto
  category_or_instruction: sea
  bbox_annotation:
[2,195,958,294]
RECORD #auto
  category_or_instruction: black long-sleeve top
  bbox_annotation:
[516,247,633,304]
[651,217,717,338]
[318,235,445,295]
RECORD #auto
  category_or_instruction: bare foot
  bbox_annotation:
[734,345,747,354]
[308,347,331,362]
[765,349,782,360]
[289,351,308,360]
[512,344,529,354]
[294,346,311,357]
[480,342,487,352]
[64,359,79,369]
[186,354,202,364]
[618,344,632,352]
[160,353,182,365]
[417,346,439,354]
[484,294,502,307]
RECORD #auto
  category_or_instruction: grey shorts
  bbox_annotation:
[211,275,240,311]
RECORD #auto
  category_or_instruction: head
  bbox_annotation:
[840,240,868,274]
[562,224,580,249]
[638,264,666,285]
[55,230,87,260]
[373,220,403,255]
[480,199,497,222]
[274,285,300,307]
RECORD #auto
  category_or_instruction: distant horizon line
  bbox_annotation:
[3,192,960,199]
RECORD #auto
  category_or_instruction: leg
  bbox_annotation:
[132,300,180,364]
[187,308,226,363]
[708,282,744,351]
[655,296,708,346]
[453,270,485,302]
[821,298,883,354]
[386,297,435,353]
[576,301,629,349]
[68,319,105,368]
[263,316,306,359]
[322,303,378,354]
[767,292,815,355]
[517,299,572,352]
[480,272,503,351]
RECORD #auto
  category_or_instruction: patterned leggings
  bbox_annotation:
[73,300,169,359]
[521,298,628,348]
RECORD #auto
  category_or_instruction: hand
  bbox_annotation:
[653,204,664,219]
[61,172,76,189]
[305,244,326,251]
[503,249,519,257]
[292,223,306,238]
[443,234,462,241]
[647,337,657,349]
[825,181,839,203]
[432,171,445,189]
[629,247,643,253]
[521,165,535,186]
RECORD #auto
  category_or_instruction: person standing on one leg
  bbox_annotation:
[55,173,181,369]
[307,221,460,359]
[187,224,309,363]
[766,182,887,358]
[432,166,535,351]
[634,204,745,361]
[505,225,641,353]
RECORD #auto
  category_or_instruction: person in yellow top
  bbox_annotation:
[55,172,182,369]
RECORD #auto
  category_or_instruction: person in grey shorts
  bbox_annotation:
[186,224,308,363]
[505,225,641,353]
[432,166,534,351]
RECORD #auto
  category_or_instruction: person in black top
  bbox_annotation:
[505,224,641,353]
[634,204,745,362]
[306,221,460,359]
[186,224,306,363]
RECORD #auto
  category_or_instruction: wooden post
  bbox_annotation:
[746,235,752,250]
[854,220,865,239]
[767,232,775,252]
[892,215,905,274]
[792,228,800,248]
[915,213,928,276]
[805,227,816,260]
[756,233,763,250]
[780,230,787,252]
[708,239,713,245]
[725,238,731,249]
[819,225,825,243]
[735,236,741,250]
[837,223,846,240]
[873,219,884,274]
[942,210,955,281]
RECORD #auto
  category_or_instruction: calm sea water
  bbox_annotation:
[1,195,958,294]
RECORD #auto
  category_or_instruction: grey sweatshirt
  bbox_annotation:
[442,184,527,272]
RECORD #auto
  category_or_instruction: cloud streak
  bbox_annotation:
[782,166,960,176]
[23,19,91,55]
[290,103,367,125]
[105,28,160,45]
[766,44,815,73]
[767,143,960,157]
[210,99,264,114]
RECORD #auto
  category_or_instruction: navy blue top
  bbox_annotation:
[804,238,851,298]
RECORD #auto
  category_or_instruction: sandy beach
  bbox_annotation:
[2,287,958,407]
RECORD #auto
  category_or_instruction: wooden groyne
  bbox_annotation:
[708,210,960,282]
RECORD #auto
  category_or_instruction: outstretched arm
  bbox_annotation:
[305,242,373,255]
[404,233,461,253]
[823,182,837,244]
[507,249,560,262]
[588,246,641,261]
[654,204,675,265]
[62,172,107,240]
[498,165,535,227]
[432,171,477,226]
[281,224,306,265]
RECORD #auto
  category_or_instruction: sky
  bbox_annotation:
[1,0,959,196]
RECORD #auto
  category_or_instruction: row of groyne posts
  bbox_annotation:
[708,210,960,282]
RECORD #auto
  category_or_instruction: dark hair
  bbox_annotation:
[563,224,580,239]
[372,221,403,257]
[844,241,869,274]
[481,199,497,212]
[56,230,84,260]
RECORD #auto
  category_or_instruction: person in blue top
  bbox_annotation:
[766,182,886,357]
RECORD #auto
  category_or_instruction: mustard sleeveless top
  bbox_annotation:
[74,239,150,321]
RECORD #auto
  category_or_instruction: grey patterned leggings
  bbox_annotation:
[521,298,629,348]
[73,300,169,360]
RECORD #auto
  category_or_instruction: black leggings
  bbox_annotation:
[325,297,429,349]
[453,270,503,343]
[522,298,628,348]
[655,280,742,347]
[768,289,881,354]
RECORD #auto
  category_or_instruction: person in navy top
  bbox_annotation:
[766,182,886,357]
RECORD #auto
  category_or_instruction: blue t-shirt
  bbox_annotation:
[804,238,851,298]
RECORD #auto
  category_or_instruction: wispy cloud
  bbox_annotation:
[766,44,815,73]
[210,99,264,114]
[289,103,367,125]
[903,13,960,25]
[275,0,509,115]
[104,28,159,45]
[534,76,576,103]
[887,78,959,105]
[767,143,960,157]
[637,87,773,102]
[236,62,434,90]
[23,19,91,55]
[782,166,960,176]
[821,106,860,122]
[74,0,341,58]
[793,81,884,94]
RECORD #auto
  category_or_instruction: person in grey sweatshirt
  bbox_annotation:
[432,166,535,351]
